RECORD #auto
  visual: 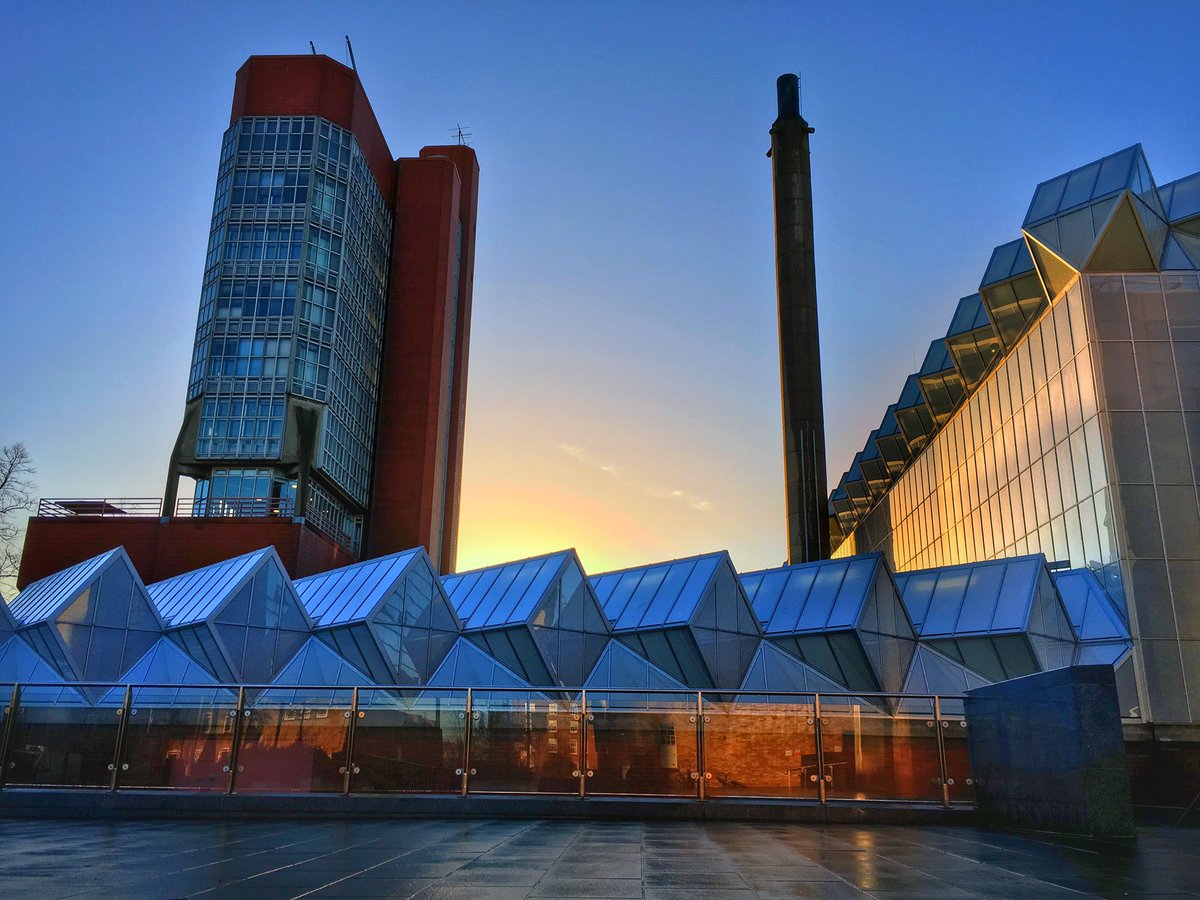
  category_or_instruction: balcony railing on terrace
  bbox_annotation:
[0,685,974,807]
[34,496,357,554]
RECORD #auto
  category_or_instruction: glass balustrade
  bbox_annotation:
[0,683,974,806]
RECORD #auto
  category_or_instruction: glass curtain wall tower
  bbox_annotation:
[157,55,479,575]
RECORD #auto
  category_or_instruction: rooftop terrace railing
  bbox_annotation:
[0,684,974,807]
[36,498,163,518]
[34,496,357,553]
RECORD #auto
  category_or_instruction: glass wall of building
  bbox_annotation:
[182,116,392,551]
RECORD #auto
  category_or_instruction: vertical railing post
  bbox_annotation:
[696,691,706,802]
[577,690,587,799]
[226,686,247,794]
[342,686,360,796]
[934,695,951,809]
[0,684,22,790]
[108,684,134,792]
[813,693,827,805]
[460,688,473,797]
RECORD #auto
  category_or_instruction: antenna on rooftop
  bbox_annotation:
[309,41,317,55]
[451,124,473,146]
[345,35,358,71]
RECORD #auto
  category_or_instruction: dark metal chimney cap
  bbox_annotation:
[776,73,800,120]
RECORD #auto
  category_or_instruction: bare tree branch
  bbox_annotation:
[0,443,37,580]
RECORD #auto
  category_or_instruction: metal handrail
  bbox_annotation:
[0,679,971,809]
[175,497,296,517]
[36,498,163,518]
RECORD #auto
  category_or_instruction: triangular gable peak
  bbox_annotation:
[1051,568,1130,642]
[263,636,375,707]
[584,639,688,691]
[444,549,609,687]
[96,636,236,708]
[737,641,885,711]
[590,550,761,690]
[9,547,162,683]
[299,548,461,686]
[897,555,1077,682]
[739,554,915,694]
[0,593,14,643]
[0,635,87,706]
[151,547,312,684]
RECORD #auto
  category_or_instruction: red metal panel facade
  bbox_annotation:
[17,518,355,587]
[230,55,397,204]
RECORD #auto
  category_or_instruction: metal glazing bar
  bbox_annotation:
[577,690,588,799]
[461,688,473,797]
[814,693,827,804]
[342,686,360,795]
[226,686,247,794]
[0,684,21,790]
[934,695,951,809]
[696,691,706,801]
[108,684,134,792]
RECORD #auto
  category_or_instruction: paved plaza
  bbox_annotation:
[0,817,1194,898]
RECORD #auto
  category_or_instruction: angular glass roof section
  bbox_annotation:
[1160,171,1200,226]
[1023,145,1142,227]
[0,593,15,643]
[594,551,762,690]
[0,635,87,705]
[741,554,915,694]
[593,550,722,631]
[296,549,460,686]
[1051,568,1130,642]
[9,547,129,626]
[743,554,887,634]
[896,555,1076,682]
[149,547,278,627]
[149,547,311,684]
[901,644,989,695]
[425,636,532,690]
[980,238,1035,289]
[97,637,236,707]
[445,550,608,688]
[295,548,423,627]
[584,639,688,691]
[9,546,163,684]
[738,640,849,695]
[271,636,374,687]
[1162,232,1200,270]
[894,555,1050,637]
[445,550,582,630]
[893,374,935,454]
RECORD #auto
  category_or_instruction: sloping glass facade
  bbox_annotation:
[831,145,1200,726]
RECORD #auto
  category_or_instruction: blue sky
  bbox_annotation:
[2,1,1197,574]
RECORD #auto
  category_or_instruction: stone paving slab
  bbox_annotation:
[0,818,1194,898]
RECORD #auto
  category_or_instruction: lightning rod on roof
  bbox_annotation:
[345,35,357,72]
[309,41,317,55]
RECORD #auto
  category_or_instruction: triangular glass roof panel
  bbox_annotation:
[270,636,375,687]
[295,549,420,626]
[9,548,124,626]
[1085,193,1158,272]
[583,639,688,691]
[444,550,573,630]
[1160,171,1200,224]
[148,547,270,626]
[425,636,533,689]
[1162,233,1200,270]
[592,551,730,631]
[1052,568,1130,641]
[902,644,990,695]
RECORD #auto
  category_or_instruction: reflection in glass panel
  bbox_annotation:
[704,697,819,799]
[352,689,466,793]
[236,688,352,792]
[6,692,116,788]
[585,691,698,796]
[469,693,578,794]
[819,697,943,802]
[119,689,238,790]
